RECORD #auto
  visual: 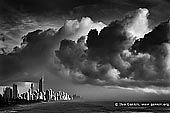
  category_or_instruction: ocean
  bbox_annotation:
[0,101,170,113]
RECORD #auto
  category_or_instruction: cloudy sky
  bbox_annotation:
[1,0,170,101]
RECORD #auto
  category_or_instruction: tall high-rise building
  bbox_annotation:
[0,94,3,100]
[39,76,44,93]
[45,90,50,101]
[13,84,18,99]
[31,83,34,94]
[28,88,31,100]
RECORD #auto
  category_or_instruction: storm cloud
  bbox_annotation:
[0,17,105,84]
[55,8,170,92]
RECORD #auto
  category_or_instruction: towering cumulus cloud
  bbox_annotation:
[125,8,151,39]
[55,8,170,94]
[0,17,105,85]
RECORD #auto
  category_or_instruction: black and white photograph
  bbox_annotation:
[1,0,170,112]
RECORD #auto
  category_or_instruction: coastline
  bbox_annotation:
[1,100,170,113]
[0,101,41,111]
[0,100,83,112]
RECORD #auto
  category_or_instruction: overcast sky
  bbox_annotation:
[1,0,170,101]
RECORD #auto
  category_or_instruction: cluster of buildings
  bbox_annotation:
[2,84,18,101]
[0,76,81,102]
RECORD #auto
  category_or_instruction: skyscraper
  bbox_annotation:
[31,83,34,94]
[39,76,44,93]
[13,84,18,99]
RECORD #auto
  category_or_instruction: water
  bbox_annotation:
[0,101,170,113]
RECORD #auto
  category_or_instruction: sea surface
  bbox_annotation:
[0,100,170,113]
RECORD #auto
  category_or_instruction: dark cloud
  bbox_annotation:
[2,0,170,25]
[4,0,103,14]
[0,29,58,82]
[55,8,142,84]
[129,20,170,81]
[55,15,135,85]
[131,21,170,53]
[55,8,170,92]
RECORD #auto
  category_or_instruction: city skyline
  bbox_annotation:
[0,75,77,97]
[1,76,81,102]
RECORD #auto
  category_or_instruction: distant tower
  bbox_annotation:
[28,88,31,100]
[13,84,18,99]
[39,76,44,93]
[31,83,34,94]
[45,90,50,101]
